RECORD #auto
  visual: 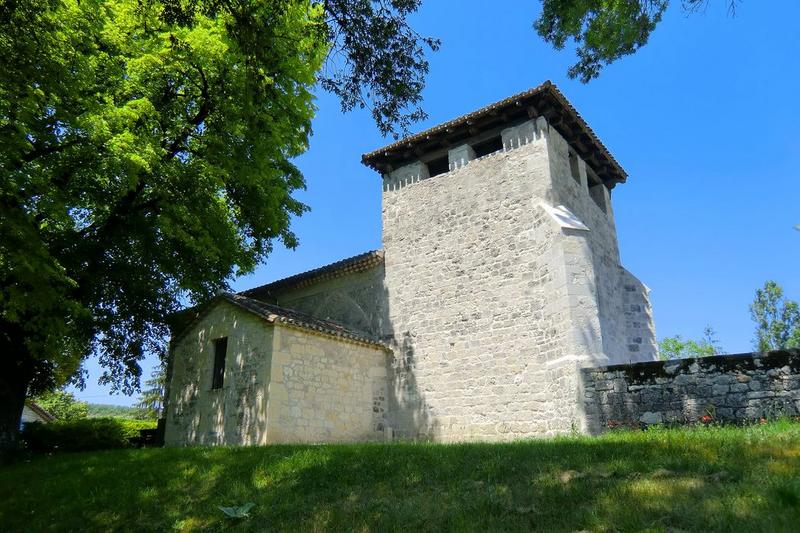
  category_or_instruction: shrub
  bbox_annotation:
[31,390,89,421]
[22,418,157,453]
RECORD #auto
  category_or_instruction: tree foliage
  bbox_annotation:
[534,1,740,82]
[135,363,166,420]
[0,0,436,449]
[750,281,800,352]
[87,403,139,419]
[31,390,89,422]
[658,326,723,360]
[320,0,440,136]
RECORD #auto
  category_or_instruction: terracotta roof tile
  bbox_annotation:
[241,250,384,300]
[24,401,55,423]
[172,292,389,351]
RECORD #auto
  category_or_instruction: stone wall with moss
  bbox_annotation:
[582,350,800,433]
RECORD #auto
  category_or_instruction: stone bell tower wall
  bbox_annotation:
[545,123,657,364]
[381,119,592,440]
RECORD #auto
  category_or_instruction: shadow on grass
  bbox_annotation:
[2,423,800,532]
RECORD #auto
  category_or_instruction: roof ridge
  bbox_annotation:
[240,249,384,299]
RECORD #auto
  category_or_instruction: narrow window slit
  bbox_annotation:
[211,337,228,389]
[568,151,581,185]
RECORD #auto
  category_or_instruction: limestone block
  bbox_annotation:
[638,411,661,425]
[501,120,537,150]
[448,144,476,170]
[386,161,430,190]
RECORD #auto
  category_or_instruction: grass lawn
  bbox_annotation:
[2,421,800,532]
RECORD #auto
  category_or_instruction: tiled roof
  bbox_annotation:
[25,401,55,423]
[225,293,388,349]
[173,292,388,350]
[241,250,384,300]
[361,81,627,187]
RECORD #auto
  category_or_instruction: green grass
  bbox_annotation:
[2,421,800,532]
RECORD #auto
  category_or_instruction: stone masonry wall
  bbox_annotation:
[273,266,388,339]
[582,350,800,433]
[546,125,657,364]
[381,124,585,441]
[165,301,272,446]
[265,325,388,443]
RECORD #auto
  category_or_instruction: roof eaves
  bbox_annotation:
[361,81,627,186]
[361,82,552,164]
[240,250,384,299]
[25,401,56,422]
[221,293,390,351]
[171,293,391,352]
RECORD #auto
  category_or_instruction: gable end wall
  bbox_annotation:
[164,301,272,446]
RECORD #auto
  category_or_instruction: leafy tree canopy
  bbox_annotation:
[750,281,800,352]
[135,363,166,420]
[86,403,140,419]
[0,0,436,449]
[31,390,89,421]
[534,0,740,82]
[658,326,723,360]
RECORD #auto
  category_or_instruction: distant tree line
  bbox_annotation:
[659,280,800,360]
[32,364,165,421]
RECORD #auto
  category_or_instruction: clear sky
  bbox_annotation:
[71,1,800,405]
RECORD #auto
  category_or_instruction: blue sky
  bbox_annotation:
[71,1,800,405]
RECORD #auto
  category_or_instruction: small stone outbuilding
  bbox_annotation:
[20,401,55,428]
[165,294,388,446]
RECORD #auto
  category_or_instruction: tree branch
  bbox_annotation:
[162,64,211,163]
[22,138,82,164]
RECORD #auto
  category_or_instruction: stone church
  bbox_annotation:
[163,81,658,446]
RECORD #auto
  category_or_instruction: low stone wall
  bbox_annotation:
[582,349,800,433]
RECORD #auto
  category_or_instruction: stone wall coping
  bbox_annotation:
[582,349,800,377]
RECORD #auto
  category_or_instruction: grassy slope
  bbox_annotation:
[2,422,800,532]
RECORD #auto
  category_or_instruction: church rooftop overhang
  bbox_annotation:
[172,292,390,351]
[240,250,384,300]
[361,81,627,189]
[167,250,385,340]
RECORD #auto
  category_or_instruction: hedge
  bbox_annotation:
[21,417,158,453]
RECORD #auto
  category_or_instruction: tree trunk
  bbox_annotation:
[0,327,33,456]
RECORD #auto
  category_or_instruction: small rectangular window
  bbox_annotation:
[211,337,227,389]
[473,135,503,158]
[568,151,581,185]
[427,155,449,177]
[589,183,608,214]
